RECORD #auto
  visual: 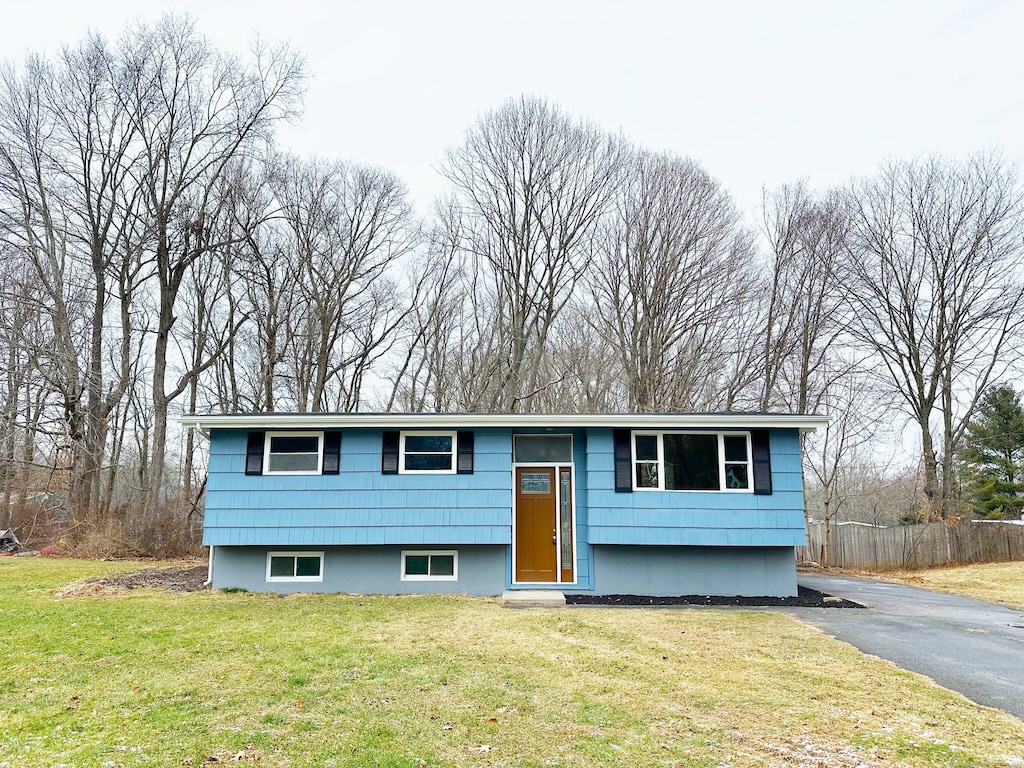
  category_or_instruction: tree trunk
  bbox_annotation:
[147,280,175,518]
[920,421,941,513]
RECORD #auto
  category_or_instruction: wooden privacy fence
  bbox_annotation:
[797,520,1024,570]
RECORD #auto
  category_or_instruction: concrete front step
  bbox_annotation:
[501,589,566,608]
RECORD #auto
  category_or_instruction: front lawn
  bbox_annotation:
[872,561,1024,609]
[1,558,1022,767]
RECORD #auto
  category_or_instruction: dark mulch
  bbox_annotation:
[97,564,210,592]
[565,585,864,608]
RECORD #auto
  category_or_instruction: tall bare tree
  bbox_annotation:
[383,213,463,413]
[274,156,419,412]
[215,160,297,413]
[843,154,1024,513]
[756,183,850,414]
[589,150,754,411]
[0,41,145,517]
[0,254,52,523]
[117,15,304,511]
[439,97,622,412]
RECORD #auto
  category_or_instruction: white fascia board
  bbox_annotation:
[179,412,830,433]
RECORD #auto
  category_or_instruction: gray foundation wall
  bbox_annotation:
[212,543,797,597]
[577,545,798,597]
[212,544,506,596]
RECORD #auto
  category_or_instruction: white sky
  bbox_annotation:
[3,0,1022,220]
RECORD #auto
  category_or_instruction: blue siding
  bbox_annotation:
[203,424,808,556]
[584,428,807,547]
[571,431,591,589]
[204,429,513,546]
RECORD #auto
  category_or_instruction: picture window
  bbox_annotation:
[632,432,752,492]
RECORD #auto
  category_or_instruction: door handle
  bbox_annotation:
[552,530,557,545]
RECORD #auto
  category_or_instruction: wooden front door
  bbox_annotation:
[515,467,558,582]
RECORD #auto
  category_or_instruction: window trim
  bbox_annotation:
[398,431,457,474]
[263,431,324,476]
[400,550,459,581]
[631,431,753,493]
[265,551,324,582]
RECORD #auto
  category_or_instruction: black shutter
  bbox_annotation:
[751,430,772,495]
[322,432,341,475]
[245,431,265,476]
[613,429,633,493]
[382,431,399,474]
[456,431,474,474]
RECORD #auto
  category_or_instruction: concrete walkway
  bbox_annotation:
[794,573,1024,720]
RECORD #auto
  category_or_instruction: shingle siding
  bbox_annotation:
[204,428,513,547]
[583,428,806,547]
[203,424,808,575]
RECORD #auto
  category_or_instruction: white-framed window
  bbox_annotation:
[632,432,752,492]
[266,551,324,582]
[263,431,324,475]
[401,550,458,581]
[399,431,456,474]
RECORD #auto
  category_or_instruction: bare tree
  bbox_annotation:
[0,44,142,518]
[175,205,241,500]
[843,154,1024,513]
[116,15,305,511]
[217,161,297,413]
[588,150,754,411]
[527,304,627,413]
[274,156,419,412]
[802,363,896,564]
[0,254,51,523]
[439,97,622,412]
[756,183,849,413]
[383,215,463,413]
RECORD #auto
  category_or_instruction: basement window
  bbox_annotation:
[401,550,458,581]
[266,551,324,582]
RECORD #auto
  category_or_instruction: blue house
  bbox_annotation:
[180,413,827,597]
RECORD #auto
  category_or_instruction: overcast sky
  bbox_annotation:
[3,0,1022,220]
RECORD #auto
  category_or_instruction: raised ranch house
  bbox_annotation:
[180,413,828,597]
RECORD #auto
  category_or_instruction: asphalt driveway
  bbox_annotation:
[794,573,1024,721]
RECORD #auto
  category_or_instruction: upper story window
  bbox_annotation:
[632,432,751,492]
[263,431,324,475]
[400,431,457,473]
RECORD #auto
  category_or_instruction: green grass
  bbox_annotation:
[2,558,1023,767]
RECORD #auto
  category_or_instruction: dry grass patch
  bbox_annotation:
[51,561,207,596]
[869,561,1024,609]
[1,559,1023,767]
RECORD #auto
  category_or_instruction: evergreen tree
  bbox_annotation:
[959,385,1024,519]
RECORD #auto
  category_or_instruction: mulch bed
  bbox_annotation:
[565,586,865,608]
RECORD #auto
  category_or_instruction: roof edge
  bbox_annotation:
[179,412,830,435]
